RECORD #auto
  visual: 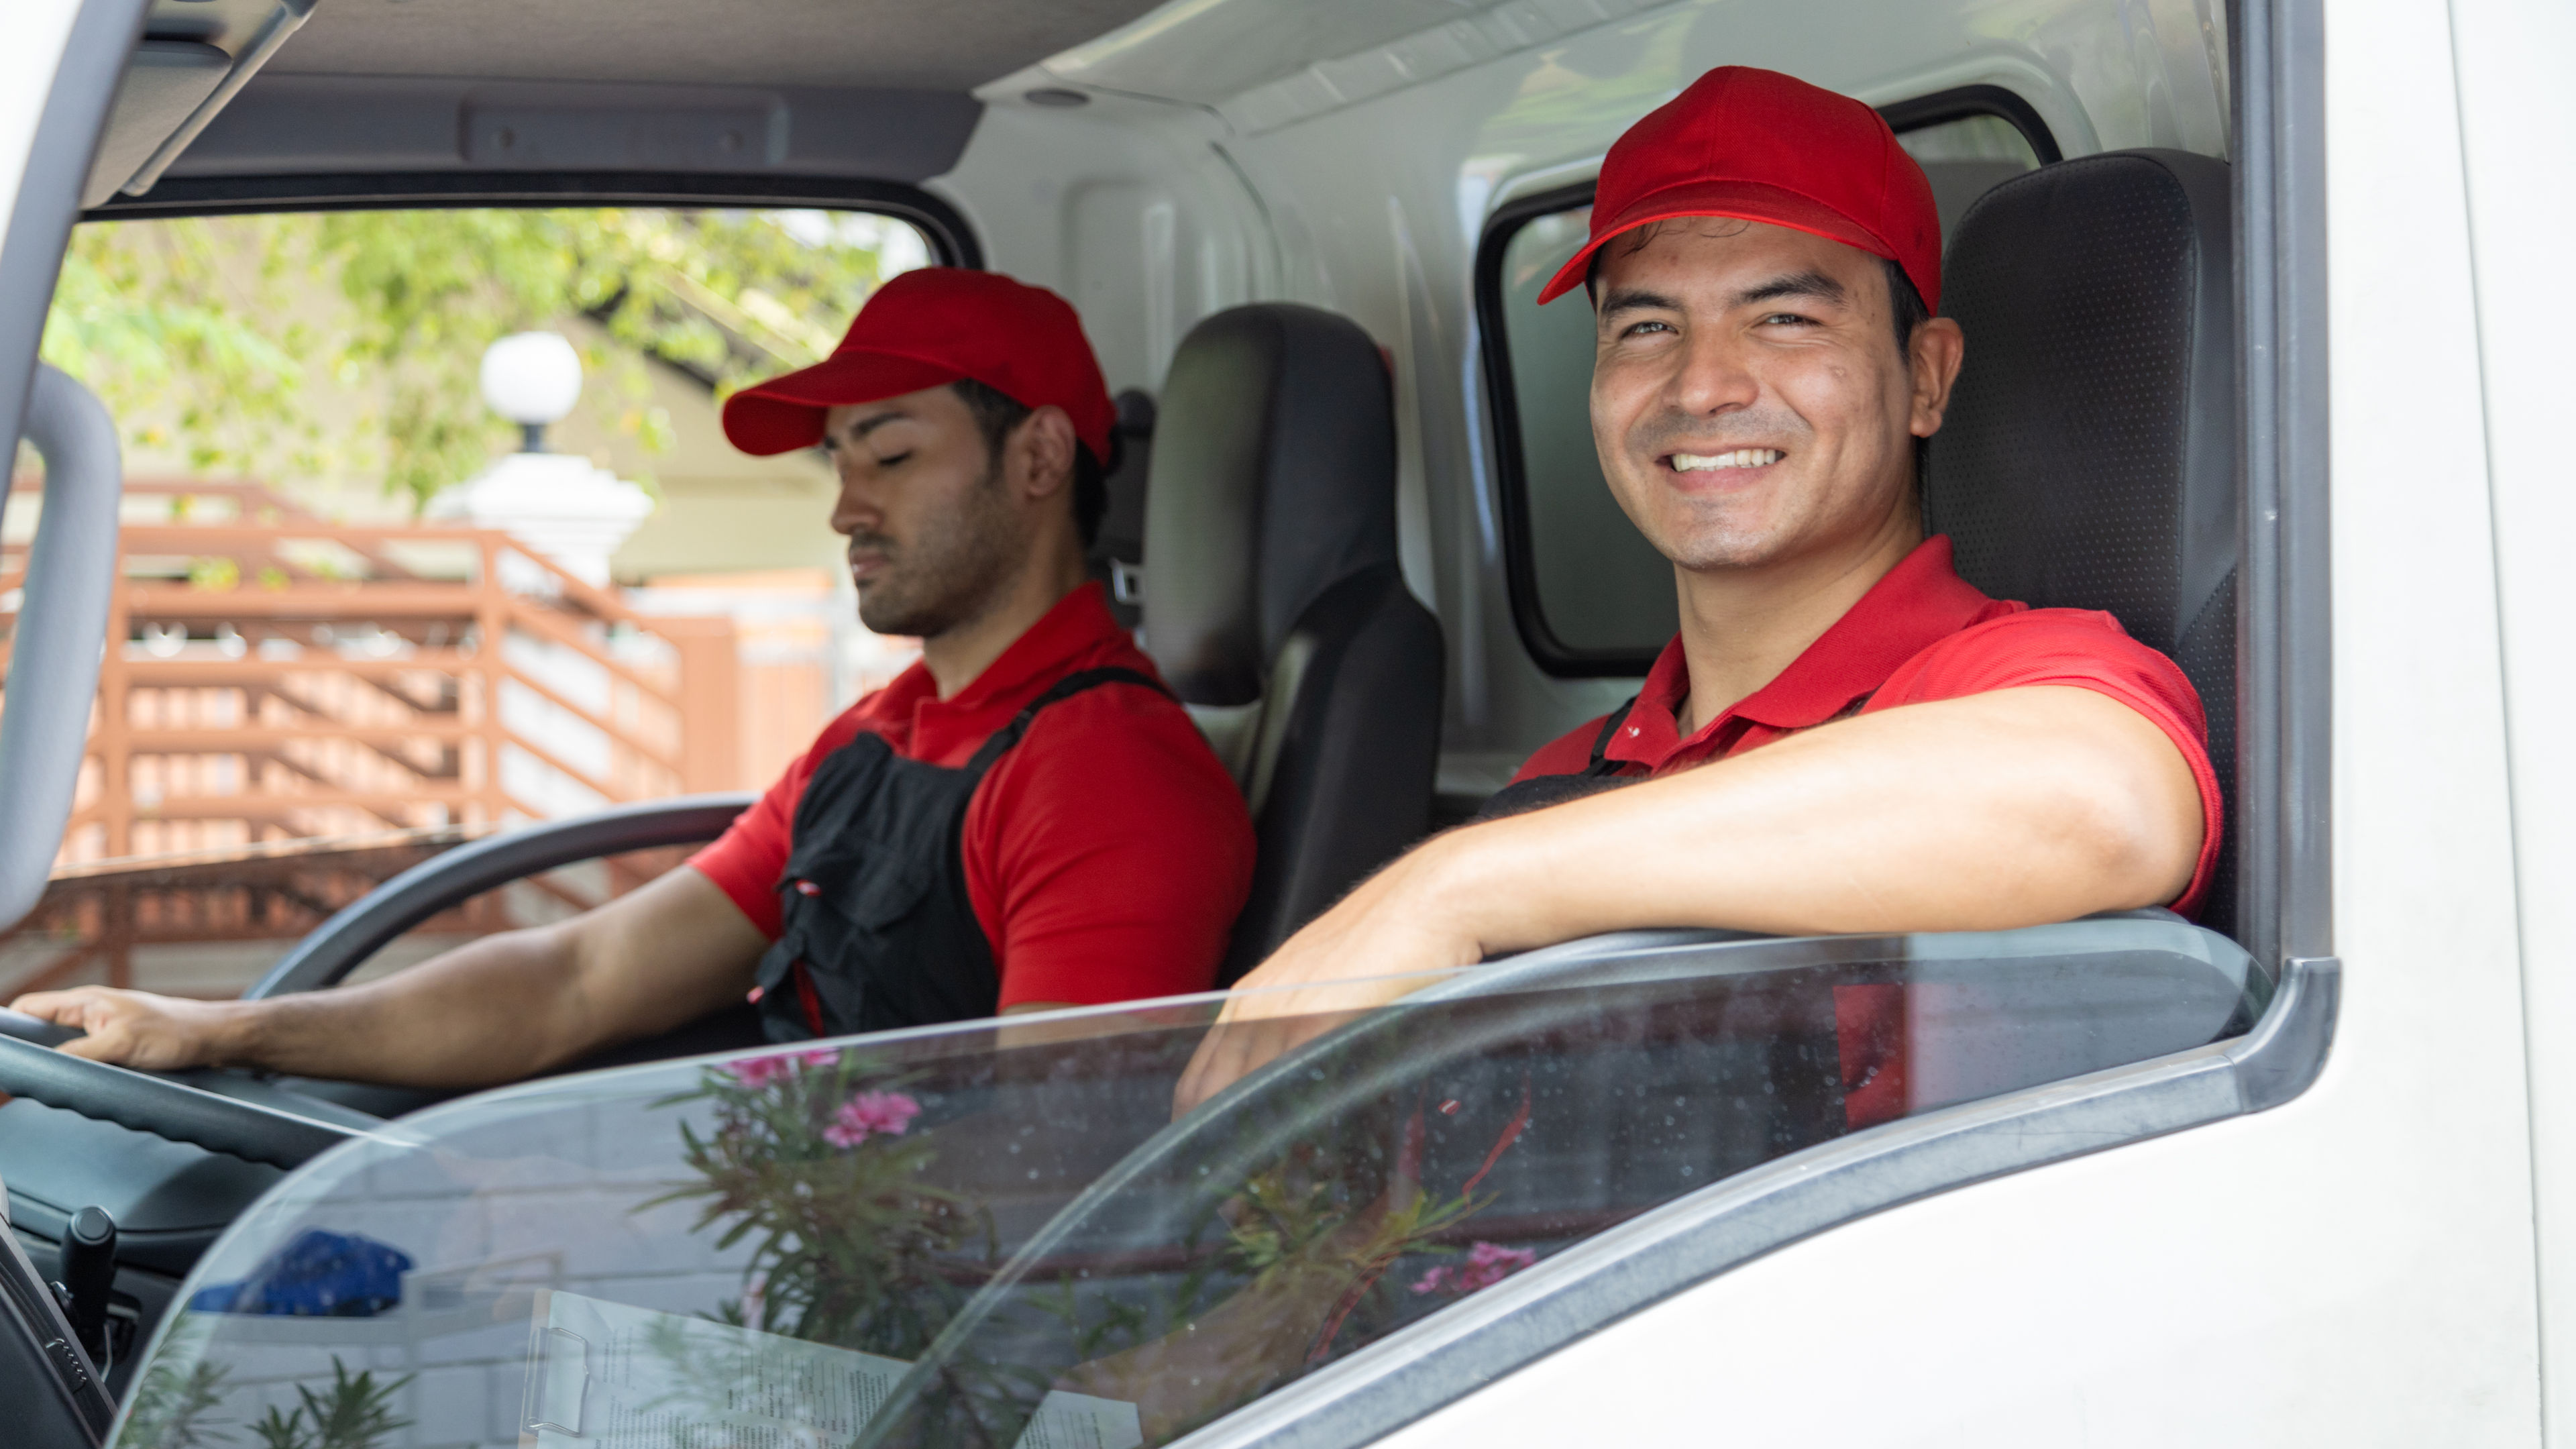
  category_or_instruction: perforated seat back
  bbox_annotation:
[1142,305,1444,977]
[1923,148,2239,936]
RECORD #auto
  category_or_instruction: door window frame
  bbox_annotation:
[83,171,982,270]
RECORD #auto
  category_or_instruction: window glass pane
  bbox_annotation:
[115,917,2259,1449]
[1897,113,2043,243]
[1495,205,1677,660]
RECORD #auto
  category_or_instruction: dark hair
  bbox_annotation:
[1882,256,1929,359]
[1886,258,1932,491]
[949,378,1110,547]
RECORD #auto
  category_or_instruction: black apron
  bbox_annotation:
[752,666,1171,1042]
[1470,696,1642,822]
[1472,686,1878,822]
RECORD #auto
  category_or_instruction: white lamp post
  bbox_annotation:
[481,331,586,453]
[431,331,653,587]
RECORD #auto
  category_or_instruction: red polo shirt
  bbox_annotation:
[1511,537,2224,1128]
[690,583,1254,1010]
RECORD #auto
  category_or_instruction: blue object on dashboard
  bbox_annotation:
[185,1229,413,1317]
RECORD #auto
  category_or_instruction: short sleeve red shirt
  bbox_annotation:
[1509,537,2223,1132]
[1512,535,2222,914]
[689,583,1254,1010]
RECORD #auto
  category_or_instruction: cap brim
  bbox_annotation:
[720,350,967,455]
[1534,178,1905,305]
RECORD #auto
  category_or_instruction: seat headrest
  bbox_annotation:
[1927,148,2240,938]
[1925,148,2235,659]
[1141,305,1399,706]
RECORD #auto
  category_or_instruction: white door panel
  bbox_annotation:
[2450,0,2576,1436]
[1375,1034,2536,1445]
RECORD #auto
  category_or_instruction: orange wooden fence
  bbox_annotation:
[0,480,741,875]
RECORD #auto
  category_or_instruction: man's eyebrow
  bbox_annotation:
[1732,270,1847,309]
[824,409,910,445]
[1597,287,1682,319]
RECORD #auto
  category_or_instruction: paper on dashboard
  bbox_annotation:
[521,1289,1142,1449]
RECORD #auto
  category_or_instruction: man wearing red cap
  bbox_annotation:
[1178,67,2222,1110]
[23,269,1255,1085]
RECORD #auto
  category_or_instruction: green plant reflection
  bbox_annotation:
[651,1045,1542,1447]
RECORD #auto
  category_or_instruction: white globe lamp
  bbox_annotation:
[429,330,652,587]
[480,331,584,451]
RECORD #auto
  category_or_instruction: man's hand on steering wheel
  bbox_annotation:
[9,986,240,1072]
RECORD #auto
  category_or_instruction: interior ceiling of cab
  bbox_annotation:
[172,0,1170,89]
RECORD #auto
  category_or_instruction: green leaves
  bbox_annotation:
[651,1052,989,1362]
[243,1358,412,1449]
[117,1324,234,1449]
[41,207,901,508]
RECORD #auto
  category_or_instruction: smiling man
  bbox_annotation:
[21,269,1254,1087]
[1178,66,2222,1111]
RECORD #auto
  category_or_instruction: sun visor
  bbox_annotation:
[140,78,985,187]
[83,0,319,207]
[80,42,231,209]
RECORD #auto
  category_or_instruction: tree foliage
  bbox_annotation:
[40,207,910,508]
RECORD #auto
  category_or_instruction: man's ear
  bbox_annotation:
[1009,405,1081,502]
[1908,317,1967,440]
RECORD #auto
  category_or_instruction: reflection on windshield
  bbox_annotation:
[113,918,2259,1449]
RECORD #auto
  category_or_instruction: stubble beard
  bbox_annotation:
[1611,402,1815,572]
[852,460,1024,640]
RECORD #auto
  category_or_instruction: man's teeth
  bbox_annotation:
[1671,449,1784,472]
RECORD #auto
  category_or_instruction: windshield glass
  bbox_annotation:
[112,916,2259,1449]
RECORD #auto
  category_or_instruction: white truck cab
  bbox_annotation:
[0,0,2569,1444]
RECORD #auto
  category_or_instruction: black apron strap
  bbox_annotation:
[960,666,1173,776]
[1584,694,1642,774]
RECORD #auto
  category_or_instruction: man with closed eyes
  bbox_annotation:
[22,269,1255,1085]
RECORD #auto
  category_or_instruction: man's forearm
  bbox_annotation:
[1414,686,2204,957]
[209,926,593,1088]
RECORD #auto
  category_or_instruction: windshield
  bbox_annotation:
[111,916,2259,1449]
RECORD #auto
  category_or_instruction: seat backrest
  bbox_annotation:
[1924,148,2239,937]
[1085,388,1156,632]
[1142,304,1444,977]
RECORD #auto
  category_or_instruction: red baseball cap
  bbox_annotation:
[722,268,1116,462]
[1536,66,1942,314]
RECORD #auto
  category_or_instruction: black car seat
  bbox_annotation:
[1142,304,1445,979]
[1086,388,1155,633]
[1923,148,2239,938]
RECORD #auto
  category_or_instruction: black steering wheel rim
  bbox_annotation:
[0,795,754,1172]
[0,1016,364,1171]
[245,792,755,1000]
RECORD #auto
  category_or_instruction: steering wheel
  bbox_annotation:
[0,1010,363,1170]
[0,795,757,1171]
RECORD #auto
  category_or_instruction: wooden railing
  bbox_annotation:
[0,828,697,998]
[0,480,742,871]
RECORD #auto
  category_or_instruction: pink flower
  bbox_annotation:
[726,1049,843,1089]
[1409,1241,1538,1296]
[726,1055,792,1089]
[822,1090,922,1148]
